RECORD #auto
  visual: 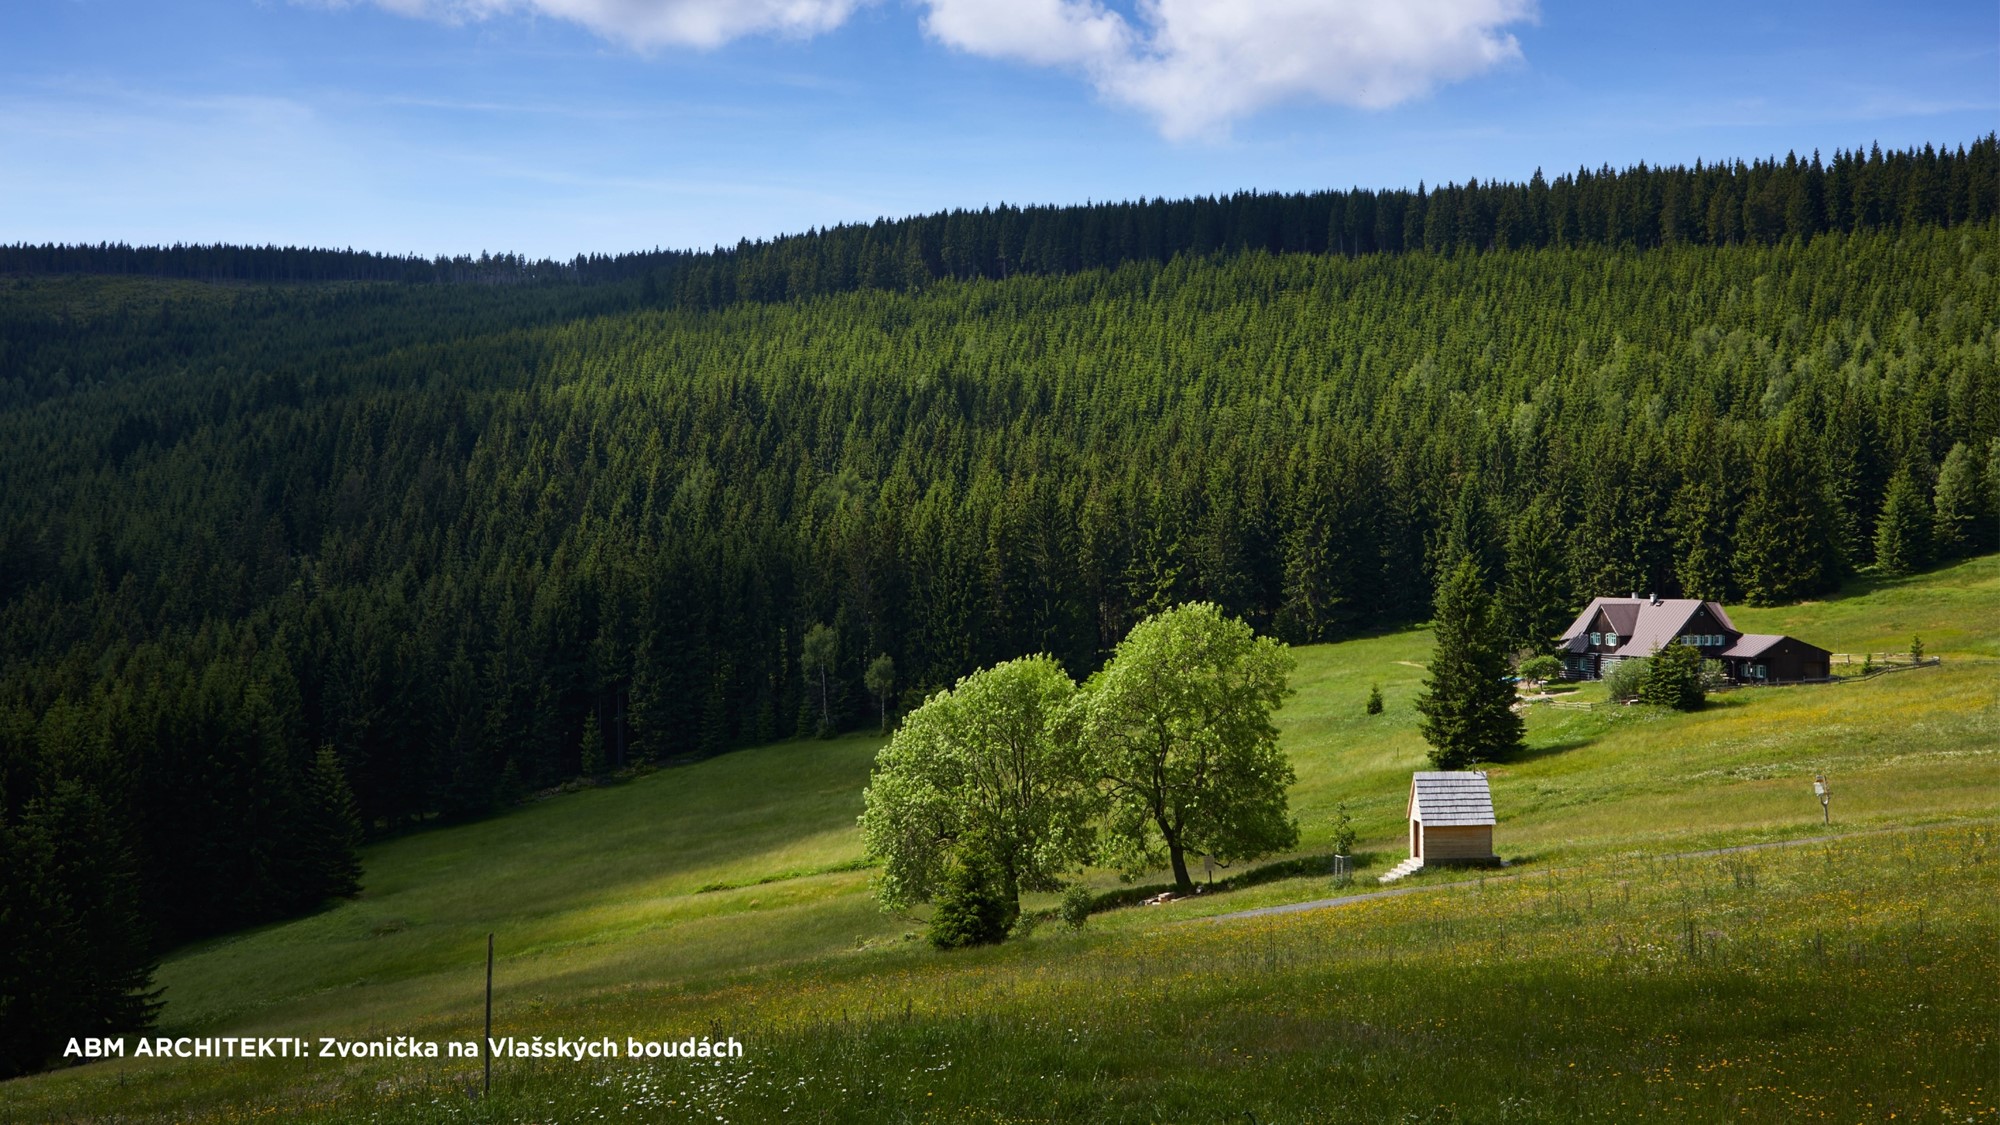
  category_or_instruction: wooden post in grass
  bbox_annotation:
[1813,775,1830,825]
[484,933,494,1098]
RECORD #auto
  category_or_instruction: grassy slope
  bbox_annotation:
[5,556,1996,1121]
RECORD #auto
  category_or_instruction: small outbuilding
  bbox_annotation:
[1406,771,1499,867]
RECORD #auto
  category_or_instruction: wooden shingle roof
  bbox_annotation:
[1409,771,1495,826]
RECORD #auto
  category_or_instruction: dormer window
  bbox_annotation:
[1605,633,1620,647]
[1590,632,1602,646]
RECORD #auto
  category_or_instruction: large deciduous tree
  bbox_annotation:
[1080,602,1297,893]
[858,655,1095,915]
[1416,558,1524,769]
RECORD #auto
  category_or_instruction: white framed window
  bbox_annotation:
[1606,633,1620,647]
[1591,632,1602,646]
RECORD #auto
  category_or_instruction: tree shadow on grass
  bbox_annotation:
[1508,736,1598,765]
[1088,851,1388,914]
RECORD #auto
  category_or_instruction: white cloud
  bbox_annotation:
[342,0,1532,136]
[922,0,1535,139]
[356,0,866,50]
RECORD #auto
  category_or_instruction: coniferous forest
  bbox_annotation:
[2,140,1998,1077]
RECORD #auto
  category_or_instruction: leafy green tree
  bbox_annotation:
[801,623,839,738]
[1641,642,1706,711]
[1518,655,1564,683]
[863,653,896,734]
[1415,559,1524,769]
[1057,884,1093,931]
[859,655,1095,914]
[1604,656,1651,702]
[1873,468,1933,575]
[1080,602,1297,892]
[1331,802,1357,857]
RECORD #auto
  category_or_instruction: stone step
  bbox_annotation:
[1376,857,1426,885]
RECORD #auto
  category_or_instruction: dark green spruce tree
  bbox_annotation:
[1931,442,1988,557]
[1641,642,1706,711]
[301,747,363,902]
[1734,421,1842,605]
[1873,467,1934,576]
[1500,497,1572,657]
[927,838,1017,950]
[1415,558,1524,769]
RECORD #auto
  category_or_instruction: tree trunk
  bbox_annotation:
[1168,841,1193,892]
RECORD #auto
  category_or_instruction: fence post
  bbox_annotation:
[484,933,493,1098]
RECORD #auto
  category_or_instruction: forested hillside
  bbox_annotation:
[6,138,1994,295]
[2,142,1998,1078]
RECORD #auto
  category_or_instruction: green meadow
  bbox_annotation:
[5,555,1997,1123]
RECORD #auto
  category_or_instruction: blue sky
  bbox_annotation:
[2,0,1994,258]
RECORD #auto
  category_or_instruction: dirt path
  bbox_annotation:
[1194,819,1992,924]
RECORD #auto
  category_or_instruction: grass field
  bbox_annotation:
[4,555,1996,1123]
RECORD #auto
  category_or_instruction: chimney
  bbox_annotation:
[1650,592,1661,605]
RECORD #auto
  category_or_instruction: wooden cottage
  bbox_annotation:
[1406,771,1499,866]
[1558,595,1831,685]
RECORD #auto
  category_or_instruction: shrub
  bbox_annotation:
[1365,684,1384,714]
[1518,655,1563,683]
[1641,643,1706,711]
[1057,884,1093,931]
[1603,656,1650,702]
[928,844,1017,950]
[1700,658,1728,692]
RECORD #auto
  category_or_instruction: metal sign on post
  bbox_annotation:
[1812,774,1830,825]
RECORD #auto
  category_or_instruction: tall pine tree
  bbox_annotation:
[1873,468,1934,576]
[1415,558,1524,769]
[1932,441,1989,556]
[1734,421,1841,605]
[301,747,363,902]
[1500,497,1572,657]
